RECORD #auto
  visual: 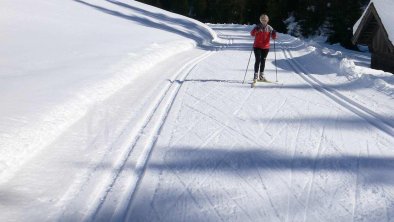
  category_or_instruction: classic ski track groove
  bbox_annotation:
[281,46,393,137]
[122,51,215,221]
[85,51,214,222]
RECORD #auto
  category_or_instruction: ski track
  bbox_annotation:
[68,50,215,222]
[278,37,393,220]
[286,113,303,222]
[130,48,273,221]
[281,42,393,137]
[3,23,393,222]
[145,34,304,221]
[155,78,260,221]
[113,51,214,222]
[366,136,392,222]
[352,149,361,222]
[167,68,250,146]
[158,128,226,220]
[181,103,263,149]
[124,44,269,221]
[147,30,388,221]
[303,126,326,222]
[159,142,235,221]
[253,159,282,221]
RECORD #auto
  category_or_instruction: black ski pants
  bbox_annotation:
[253,48,269,74]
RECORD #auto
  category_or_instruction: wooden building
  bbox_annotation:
[352,2,394,73]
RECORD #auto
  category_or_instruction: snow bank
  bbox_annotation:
[0,0,224,182]
[304,38,393,96]
[339,58,394,96]
[0,40,196,181]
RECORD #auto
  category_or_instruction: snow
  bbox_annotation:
[0,0,393,221]
[0,0,224,183]
[353,0,394,45]
[284,14,302,37]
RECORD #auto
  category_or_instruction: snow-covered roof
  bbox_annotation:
[353,0,394,45]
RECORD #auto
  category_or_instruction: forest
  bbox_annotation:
[137,0,370,49]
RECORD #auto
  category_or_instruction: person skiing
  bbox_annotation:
[250,14,277,82]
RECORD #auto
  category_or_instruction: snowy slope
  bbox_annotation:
[1,0,393,222]
[0,0,224,183]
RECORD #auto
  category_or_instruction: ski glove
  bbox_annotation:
[271,30,277,39]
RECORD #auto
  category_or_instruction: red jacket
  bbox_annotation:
[251,24,277,49]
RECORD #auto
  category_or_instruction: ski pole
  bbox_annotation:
[242,47,253,84]
[274,38,278,82]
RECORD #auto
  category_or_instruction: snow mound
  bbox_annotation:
[305,39,393,97]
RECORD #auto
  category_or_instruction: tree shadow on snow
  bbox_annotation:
[154,147,394,178]
[248,116,394,131]
[118,146,394,221]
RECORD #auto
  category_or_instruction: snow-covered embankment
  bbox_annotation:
[0,0,223,182]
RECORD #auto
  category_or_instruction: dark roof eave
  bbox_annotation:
[352,3,375,44]
[352,2,393,50]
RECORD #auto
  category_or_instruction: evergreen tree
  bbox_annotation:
[170,0,189,15]
[327,0,364,49]
[136,0,369,49]
[284,12,303,37]
[189,0,208,21]
[267,0,289,33]
[244,0,267,25]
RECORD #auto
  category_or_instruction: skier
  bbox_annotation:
[250,14,277,82]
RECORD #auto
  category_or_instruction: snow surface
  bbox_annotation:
[353,0,394,45]
[0,0,225,183]
[0,0,393,221]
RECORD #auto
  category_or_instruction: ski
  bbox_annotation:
[251,79,257,88]
[251,79,278,87]
[258,79,273,83]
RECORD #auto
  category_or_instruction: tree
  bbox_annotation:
[267,0,291,33]
[327,0,364,49]
[170,0,189,15]
[136,0,369,49]
[245,0,267,25]
[189,0,208,21]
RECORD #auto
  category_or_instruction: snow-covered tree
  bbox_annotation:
[284,13,303,38]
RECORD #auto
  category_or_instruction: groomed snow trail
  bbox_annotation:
[119,25,393,222]
[0,48,211,222]
[1,20,393,221]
